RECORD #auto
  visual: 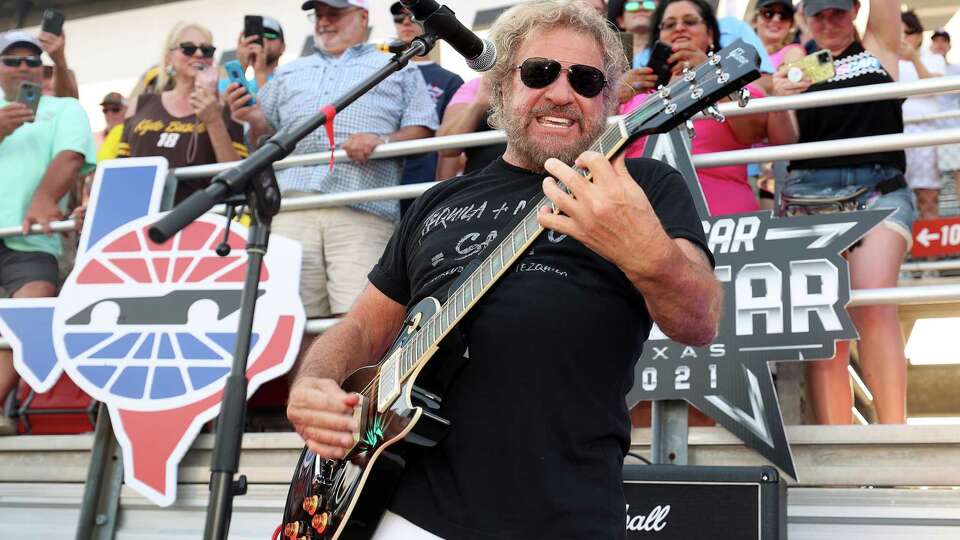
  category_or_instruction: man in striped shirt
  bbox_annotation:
[226,0,437,320]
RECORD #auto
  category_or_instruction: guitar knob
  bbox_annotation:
[284,522,304,538]
[302,495,320,516]
[312,512,330,534]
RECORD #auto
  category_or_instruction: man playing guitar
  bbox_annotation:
[286,1,722,538]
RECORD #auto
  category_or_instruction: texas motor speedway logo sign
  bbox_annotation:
[0,158,305,505]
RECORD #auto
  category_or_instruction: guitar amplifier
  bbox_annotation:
[622,464,786,540]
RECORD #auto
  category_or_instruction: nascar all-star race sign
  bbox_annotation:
[0,158,305,506]
[628,130,888,479]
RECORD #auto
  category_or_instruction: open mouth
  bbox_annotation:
[536,115,577,130]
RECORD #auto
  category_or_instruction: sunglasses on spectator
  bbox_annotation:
[516,57,606,98]
[393,14,414,24]
[1,55,42,68]
[102,106,123,114]
[307,8,360,23]
[625,1,657,12]
[758,8,792,22]
[174,42,216,58]
[659,15,704,32]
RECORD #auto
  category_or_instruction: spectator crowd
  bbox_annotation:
[2,0,959,434]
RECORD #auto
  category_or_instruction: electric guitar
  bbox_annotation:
[279,40,762,540]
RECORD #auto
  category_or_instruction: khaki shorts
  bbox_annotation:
[271,203,395,318]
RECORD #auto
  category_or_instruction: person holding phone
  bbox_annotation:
[0,31,95,434]
[620,0,799,216]
[771,0,912,426]
[36,10,77,99]
[217,16,286,97]
[120,22,247,204]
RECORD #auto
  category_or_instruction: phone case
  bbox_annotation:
[41,10,65,36]
[647,41,674,88]
[786,50,835,85]
[244,16,264,46]
[224,60,256,106]
[16,82,41,116]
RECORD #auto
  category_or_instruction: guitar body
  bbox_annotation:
[281,297,450,540]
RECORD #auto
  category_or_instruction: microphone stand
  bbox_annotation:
[147,34,438,540]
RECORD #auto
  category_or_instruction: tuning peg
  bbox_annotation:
[658,85,671,99]
[705,104,725,123]
[716,71,730,85]
[664,101,678,115]
[736,87,750,108]
[684,69,696,82]
[684,119,697,139]
[709,52,721,65]
[690,86,704,100]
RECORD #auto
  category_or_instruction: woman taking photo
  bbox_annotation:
[775,0,910,425]
[119,22,248,203]
[621,0,802,216]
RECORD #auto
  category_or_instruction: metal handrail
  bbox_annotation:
[166,76,960,180]
[7,126,960,240]
[2,284,959,349]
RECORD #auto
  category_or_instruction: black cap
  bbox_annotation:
[756,0,795,13]
[932,28,950,42]
[803,0,853,17]
[302,0,367,10]
[390,2,405,15]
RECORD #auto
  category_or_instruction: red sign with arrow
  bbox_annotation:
[911,217,960,258]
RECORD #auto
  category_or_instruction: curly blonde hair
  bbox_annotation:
[486,0,628,129]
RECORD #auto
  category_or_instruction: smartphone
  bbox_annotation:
[41,9,65,36]
[244,15,264,46]
[646,40,674,88]
[785,50,835,85]
[224,60,256,106]
[16,81,41,117]
[619,32,634,68]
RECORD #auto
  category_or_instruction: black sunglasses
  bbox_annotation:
[392,14,413,24]
[516,57,606,98]
[175,42,217,58]
[102,106,123,114]
[1,55,43,68]
[758,7,793,21]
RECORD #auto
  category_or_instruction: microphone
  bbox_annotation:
[400,0,497,72]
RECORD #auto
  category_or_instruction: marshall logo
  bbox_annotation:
[626,504,670,533]
[632,130,888,479]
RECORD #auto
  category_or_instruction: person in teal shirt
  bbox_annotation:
[0,30,95,434]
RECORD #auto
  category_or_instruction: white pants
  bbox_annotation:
[371,511,443,539]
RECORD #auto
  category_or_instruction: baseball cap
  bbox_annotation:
[803,0,853,17]
[262,16,285,41]
[932,28,950,42]
[100,92,127,107]
[390,2,407,15]
[0,30,43,55]
[757,0,795,13]
[301,0,368,10]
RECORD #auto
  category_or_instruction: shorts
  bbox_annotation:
[270,201,395,318]
[0,241,59,297]
[784,164,917,248]
[938,143,960,173]
[904,122,940,190]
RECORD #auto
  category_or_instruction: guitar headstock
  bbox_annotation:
[624,39,762,137]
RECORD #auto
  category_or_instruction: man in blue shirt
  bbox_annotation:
[390,1,463,213]
[225,0,437,321]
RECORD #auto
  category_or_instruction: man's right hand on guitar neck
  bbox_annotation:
[288,377,361,459]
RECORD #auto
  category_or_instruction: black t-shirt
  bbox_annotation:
[791,41,905,171]
[464,110,507,175]
[369,157,710,540]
